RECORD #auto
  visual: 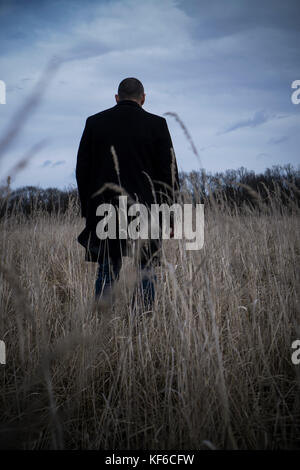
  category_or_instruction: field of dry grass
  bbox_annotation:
[0,190,299,449]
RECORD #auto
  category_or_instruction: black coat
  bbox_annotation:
[76,99,180,263]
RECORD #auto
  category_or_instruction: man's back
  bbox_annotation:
[76,99,178,219]
[76,78,179,264]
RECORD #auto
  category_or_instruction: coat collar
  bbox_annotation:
[116,99,142,108]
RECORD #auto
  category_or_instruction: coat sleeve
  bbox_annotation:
[154,118,180,205]
[76,117,92,218]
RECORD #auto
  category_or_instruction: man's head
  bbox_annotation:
[115,77,145,106]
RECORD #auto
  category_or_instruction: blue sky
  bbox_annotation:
[0,0,299,189]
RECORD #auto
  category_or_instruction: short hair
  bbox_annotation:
[117,77,144,100]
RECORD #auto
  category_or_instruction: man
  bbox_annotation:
[76,77,179,309]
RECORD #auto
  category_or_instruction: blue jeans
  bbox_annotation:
[95,258,156,309]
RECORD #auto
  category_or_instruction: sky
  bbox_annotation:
[0,0,299,190]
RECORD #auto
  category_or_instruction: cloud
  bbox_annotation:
[40,159,66,168]
[268,136,289,145]
[221,111,278,134]
[52,160,66,167]
[41,160,52,168]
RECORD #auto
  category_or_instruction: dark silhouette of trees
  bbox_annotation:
[181,164,300,213]
[0,184,80,218]
[0,164,299,219]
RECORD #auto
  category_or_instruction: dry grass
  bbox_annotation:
[0,190,299,450]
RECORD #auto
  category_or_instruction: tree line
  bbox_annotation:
[0,164,299,218]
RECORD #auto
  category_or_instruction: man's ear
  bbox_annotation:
[141,93,146,106]
[115,94,120,103]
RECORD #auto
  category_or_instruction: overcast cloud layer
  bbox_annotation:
[0,0,299,189]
